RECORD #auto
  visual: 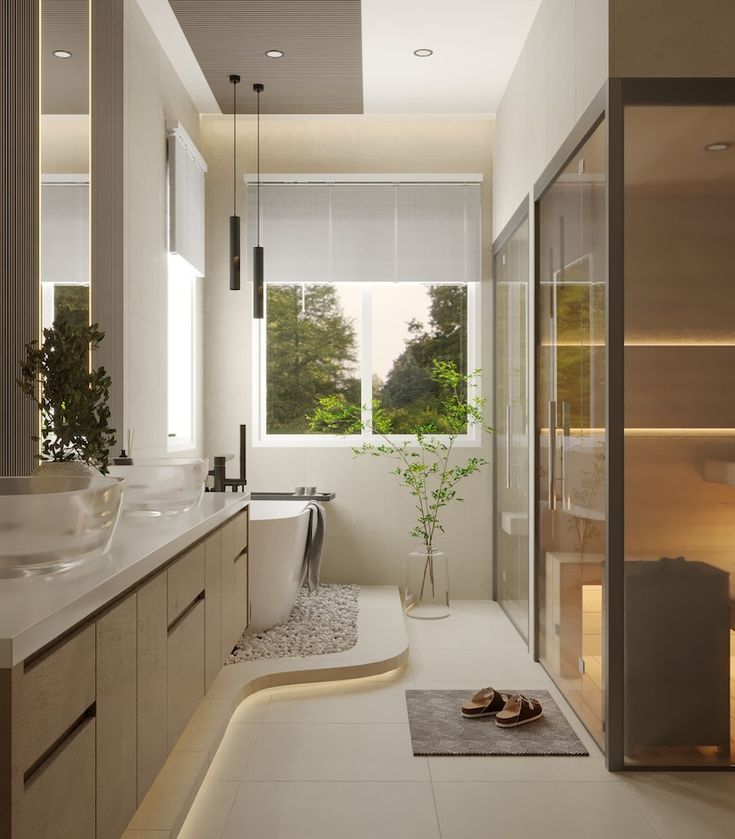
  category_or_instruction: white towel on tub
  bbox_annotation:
[304,502,325,593]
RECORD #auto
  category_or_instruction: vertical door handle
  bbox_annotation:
[505,403,512,489]
[561,401,570,510]
[548,400,557,511]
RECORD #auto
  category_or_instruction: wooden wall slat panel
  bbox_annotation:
[0,0,39,476]
[91,0,124,443]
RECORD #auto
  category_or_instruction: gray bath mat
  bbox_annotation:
[405,690,588,757]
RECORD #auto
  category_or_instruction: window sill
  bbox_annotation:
[253,433,484,449]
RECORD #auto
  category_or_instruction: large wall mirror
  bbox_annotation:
[40,0,90,331]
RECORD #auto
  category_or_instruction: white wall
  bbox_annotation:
[123,0,203,458]
[492,0,608,234]
[201,116,496,597]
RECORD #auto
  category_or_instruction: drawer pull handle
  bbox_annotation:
[167,590,205,634]
[24,704,95,787]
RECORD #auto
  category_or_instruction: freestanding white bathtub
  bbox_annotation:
[249,499,312,631]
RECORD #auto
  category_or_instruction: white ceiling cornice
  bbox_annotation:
[136,0,221,114]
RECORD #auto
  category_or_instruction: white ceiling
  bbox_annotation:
[361,0,542,114]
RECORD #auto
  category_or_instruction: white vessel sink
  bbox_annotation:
[0,475,124,577]
[108,458,207,516]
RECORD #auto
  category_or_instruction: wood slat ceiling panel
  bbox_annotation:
[42,0,89,114]
[169,0,363,114]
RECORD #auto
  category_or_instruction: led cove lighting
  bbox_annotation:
[705,142,730,152]
[265,49,284,58]
[413,48,433,57]
[53,49,72,59]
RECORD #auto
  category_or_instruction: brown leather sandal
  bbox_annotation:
[495,694,543,727]
[461,687,509,719]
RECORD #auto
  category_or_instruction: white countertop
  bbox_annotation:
[0,493,249,667]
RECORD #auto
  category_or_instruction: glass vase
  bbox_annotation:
[404,549,450,619]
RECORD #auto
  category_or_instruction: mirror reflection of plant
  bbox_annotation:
[309,361,491,598]
[18,320,116,473]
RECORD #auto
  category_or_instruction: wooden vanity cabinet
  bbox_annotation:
[204,532,222,691]
[219,519,235,661]
[0,506,249,839]
[136,570,168,803]
[11,625,97,839]
[96,594,137,839]
[232,510,249,637]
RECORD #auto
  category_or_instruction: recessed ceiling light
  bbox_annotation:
[705,142,730,152]
[53,49,72,59]
[265,49,284,59]
[413,48,433,57]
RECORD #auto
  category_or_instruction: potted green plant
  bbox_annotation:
[18,320,116,475]
[309,360,491,618]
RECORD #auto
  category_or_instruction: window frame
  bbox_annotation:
[166,254,198,453]
[252,279,481,448]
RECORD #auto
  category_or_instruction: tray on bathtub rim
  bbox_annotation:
[250,491,335,503]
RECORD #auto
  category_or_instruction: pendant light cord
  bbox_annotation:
[232,81,237,216]
[256,85,261,246]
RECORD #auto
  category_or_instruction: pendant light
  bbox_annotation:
[229,74,241,290]
[253,82,265,318]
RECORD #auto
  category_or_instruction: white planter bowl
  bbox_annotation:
[108,458,207,517]
[0,475,124,577]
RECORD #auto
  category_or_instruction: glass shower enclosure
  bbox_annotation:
[530,80,735,769]
[536,120,607,749]
[493,210,530,642]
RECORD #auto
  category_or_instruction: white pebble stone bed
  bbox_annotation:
[226,583,359,663]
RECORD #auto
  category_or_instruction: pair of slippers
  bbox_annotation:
[461,687,543,727]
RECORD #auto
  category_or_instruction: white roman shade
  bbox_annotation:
[41,182,89,284]
[245,178,481,284]
[168,122,207,277]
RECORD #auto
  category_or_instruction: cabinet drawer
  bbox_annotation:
[15,715,96,839]
[137,570,168,803]
[14,624,95,771]
[232,510,248,554]
[204,531,222,691]
[168,542,205,626]
[167,598,205,749]
[233,550,248,640]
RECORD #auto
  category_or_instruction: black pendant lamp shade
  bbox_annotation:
[229,74,241,291]
[253,83,264,318]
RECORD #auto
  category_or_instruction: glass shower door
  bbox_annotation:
[494,215,529,642]
[536,120,607,749]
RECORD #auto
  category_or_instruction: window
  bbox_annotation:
[250,177,480,443]
[167,255,197,450]
[41,180,90,331]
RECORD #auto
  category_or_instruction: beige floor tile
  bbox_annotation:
[429,753,614,783]
[406,605,528,651]
[621,772,735,839]
[408,647,543,682]
[205,723,261,781]
[178,780,240,839]
[244,722,430,781]
[264,676,410,724]
[433,781,659,839]
[221,781,440,839]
